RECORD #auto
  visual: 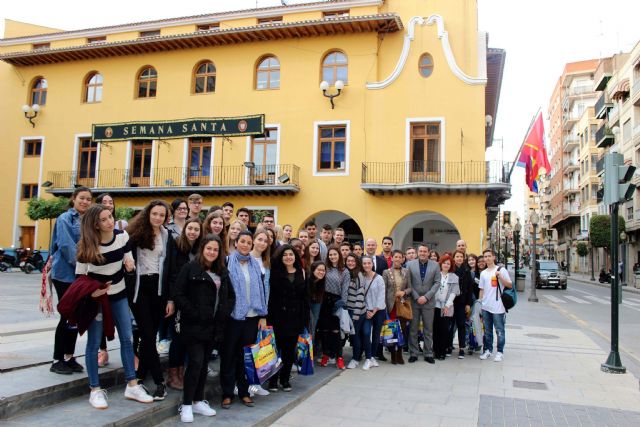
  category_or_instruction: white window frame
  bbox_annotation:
[13,136,45,247]
[405,117,446,183]
[244,205,279,226]
[245,124,281,185]
[313,120,350,177]
[72,133,100,188]
[183,137,215,186]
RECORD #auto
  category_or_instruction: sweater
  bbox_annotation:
[324,267,349,301]
[360,273,386,311]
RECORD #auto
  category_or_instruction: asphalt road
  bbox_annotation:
[532,276,640,377]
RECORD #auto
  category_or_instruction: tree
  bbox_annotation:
[115,207,135,221]
[26,197,70,246]
[576,242,589,257]
[589,215,625,248]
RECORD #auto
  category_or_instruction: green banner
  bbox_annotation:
[92,115,265,142]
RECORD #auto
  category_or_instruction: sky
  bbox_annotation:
[2,0,639,218]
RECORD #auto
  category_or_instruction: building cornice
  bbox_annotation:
[0,0,383,46]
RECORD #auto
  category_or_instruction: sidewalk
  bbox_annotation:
[273,294,640,427]
[569,271,640,294]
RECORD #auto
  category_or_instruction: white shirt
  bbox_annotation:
[479,266,505,314]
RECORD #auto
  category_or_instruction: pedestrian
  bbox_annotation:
[456,239,467,255]
[380,236,394,269]
[281,224,293,245]
[127,200,176,400]
[333,227,345,246]
[220,231,268,409]
[264,227,279,255]
[166,217,203,391]
[339,242,352,260]
[429,250,440,262]
[450,250,473,359]
[187,194,204,221]
[75,204,153,409]
[203,212,227,253]
[364,238,388,275]
[478,249,513,362]
[50,186,92,375]
[226,219,247,256]
[407,243,441,364]
[267,245,310,392]
[308,260,326,354]
[404,247,417,263]
[167,199,189,239]
[95,192,127,367]
[382,250,411,365]
[359,255,385,369]
[305,221,327,260]
[320,224,333,248]
[221,202,234,226]
[466,254,483,354]
[353,243,364,258]
[318,246,350,369]
[433,255,459,360]
[303,239,322,268]
[477,255,487,272]
[173,234,234,422]
[290,238,305,266]
[235,207,254,234]
[297,230,309,247]
[345,253,367,369]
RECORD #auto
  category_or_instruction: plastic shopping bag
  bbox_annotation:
[296,328,314,376]
[243,327,282,385]
[379,318,405,347]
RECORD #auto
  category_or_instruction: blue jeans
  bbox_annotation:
[349,311,372,361]
[370,310,386,359]
[482,310,506,353]
[86,297,137,388]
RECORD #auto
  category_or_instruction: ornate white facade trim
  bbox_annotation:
[366,14,487,90]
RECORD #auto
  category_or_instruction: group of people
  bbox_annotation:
[48,189,513,422]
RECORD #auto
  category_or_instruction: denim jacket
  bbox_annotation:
[50,208,81,283]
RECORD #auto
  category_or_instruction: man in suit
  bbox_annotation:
[407,243,441,364]
[365,238,388,275]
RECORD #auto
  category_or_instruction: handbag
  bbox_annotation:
[394,296,413,320]
[296,328,314,376]
[244,326,282,385]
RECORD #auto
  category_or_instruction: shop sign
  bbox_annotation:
[92,114,265,142]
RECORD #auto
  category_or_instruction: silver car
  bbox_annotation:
[535,260,567,289]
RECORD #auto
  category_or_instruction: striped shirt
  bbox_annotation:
[346,274,366,318]
[76,229,134,300]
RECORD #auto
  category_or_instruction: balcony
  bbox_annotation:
[632,80,640,106]
[46,164,300,196]
[634,125,640,147]
[360,160,511,195]
[562,134,579,152]
[596,156,605,176]
[562,159,579,174]
[563,203,580,217]
[562,112,580,131]
[567,84,594,96]
[594,91,613,119]
[595,124,615,148]
[563,185,580,195]
[608,104,619,126]
[594,57,612,91]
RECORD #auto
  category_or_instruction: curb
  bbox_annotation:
[570,276,640,294]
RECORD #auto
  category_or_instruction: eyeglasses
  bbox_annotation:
[176,207,188,211]
[263,219,274,223]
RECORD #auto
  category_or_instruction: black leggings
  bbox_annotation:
[220,317,259,400]
[321,330,342,359]
[270,334,297,386]
[132,275,165,385]
[183,340,214,405]
[52,280,79,361]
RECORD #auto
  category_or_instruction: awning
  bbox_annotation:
[612,78,630,100]
[0,14,402,67]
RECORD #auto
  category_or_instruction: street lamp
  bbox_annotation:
[566,237,572,277]
[514,219,522,281]
[529,211,539,302]
[320,80,344,109]
[22,104,41,127]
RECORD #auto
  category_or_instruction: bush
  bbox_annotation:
[115,207,135,221]
[576,242,589,257]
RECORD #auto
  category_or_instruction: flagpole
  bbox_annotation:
[507,107,542,179]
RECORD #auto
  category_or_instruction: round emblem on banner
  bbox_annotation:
[238,120,248,132]
[105,127,113,138]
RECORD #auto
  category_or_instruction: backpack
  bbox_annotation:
[495,267,517,312]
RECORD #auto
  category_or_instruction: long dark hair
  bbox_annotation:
[326,245,345,272]
[68,186,92,208]
[95,193,115,213]
[270,244,303,279]
[77,204,110,264]
[176,218,202,255]
[196,234,224,274]
[127,200,170,250]
[345,253,362,278]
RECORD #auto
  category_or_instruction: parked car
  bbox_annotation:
[535,260,567,289]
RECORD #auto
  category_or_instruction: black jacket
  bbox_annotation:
[267,268,310,337]
[173,261,236,344]
[453,264,473,306]
[168,242,196,297]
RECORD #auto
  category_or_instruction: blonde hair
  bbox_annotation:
[274,225,284,242]
[226,219,247,254]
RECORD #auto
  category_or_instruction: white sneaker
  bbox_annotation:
[494,352,504,362]
[346,359,359,369]
[249,384,270,396]
[180,405,194,423]
[328,358,336,365]
[479,350,492,360]
[370,358,379,367]
[89,389,108,409]
[193,400,216,416]
[124,384,153,403]
[156,339,171,355]
[362,359,372,370]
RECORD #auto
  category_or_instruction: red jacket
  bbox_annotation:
[57,275,115,340]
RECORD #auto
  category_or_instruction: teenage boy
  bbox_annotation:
[305,220,327,260]
[187,194,204,220]
[478,249,512,362]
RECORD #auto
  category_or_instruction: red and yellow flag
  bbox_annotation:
[516,112,550,193]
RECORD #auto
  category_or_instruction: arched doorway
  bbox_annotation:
[302,210,364,244]
[390,211,460,252]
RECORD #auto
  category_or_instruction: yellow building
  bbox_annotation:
[0,0,507,254]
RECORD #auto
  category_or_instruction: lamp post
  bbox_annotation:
[566,237,572,277]
[22,104,41,128]
[529,211,539,302]
[320,80,344,109]
[514,219,522,280]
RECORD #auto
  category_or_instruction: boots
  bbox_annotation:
[390,349,398,365]
[167,367,183,390]
[395,348,405,365]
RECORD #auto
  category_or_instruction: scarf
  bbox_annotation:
[227,251,267,320]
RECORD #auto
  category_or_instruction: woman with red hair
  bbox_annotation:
[432,254,460,360]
